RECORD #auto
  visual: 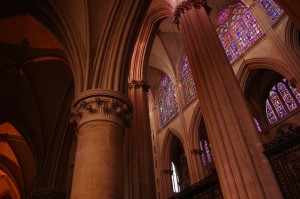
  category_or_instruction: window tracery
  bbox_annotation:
[159,75,179,126]
[216,3,263,63]
[265,78,300,124]
[180,55,197,103]
[257,0,283,22]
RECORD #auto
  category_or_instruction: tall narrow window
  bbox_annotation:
[257,0,283,22]
[266,99,278,124]
[277,82,297,111]
[253,118,262,132]
[180,55,197,103]
[216,3,264,63]
[199,139,213,166]
[159,75,178,126]
[171,162,180,193]
[265,78,300,124]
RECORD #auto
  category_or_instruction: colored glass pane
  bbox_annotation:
[216,3,263,63]
[217,25,240,62]
[269,90,287,118]
[231,4,263,51]
[180,55,197,103]
[288,82,300,104]
[277,82,298,111]
[199,139,213,166]
[253,118,262,132]
[266,99,277,124]
[257,0,283,21]
[159,76,178,126]
[218,7,231,24]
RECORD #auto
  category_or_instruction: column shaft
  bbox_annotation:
[70,90,132,199]
[127,80,156,199]
[175,2,282,198]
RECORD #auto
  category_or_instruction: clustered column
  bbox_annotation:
[173,0,282,198]
[70,90,132,199]
[127,79,156,199]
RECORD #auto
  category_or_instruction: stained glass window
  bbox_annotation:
[266,99,277,124]
[216,3,263,63]
[257,0,283,21]
[159,75,178,126]
[180,55,197,103]
[269,90,287,118]
[265,78,300,124]
[171,162,180,193]
[253,118,262,132]
[199,139,213,166]
[288,82,300,104]
[277,82,297,111]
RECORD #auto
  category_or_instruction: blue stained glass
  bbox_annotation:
[277,82,298,111]
[288,82,300,104]
[257,0,283,21]
[216,3,263,63]
[269,90,287,118]
[180,55,197,103]
[266,99,277,124]
[199,139,213,166]
[159,75,178,126]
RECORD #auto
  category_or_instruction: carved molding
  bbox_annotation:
[173,0,211,30]
[70,90,132,130]
[128,79,150,92]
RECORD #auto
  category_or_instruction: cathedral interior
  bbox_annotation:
[0,0,299,198]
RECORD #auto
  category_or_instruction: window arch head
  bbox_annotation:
[180,55,197,103]
[265,78,300,124]
[216,3,263,63]
[159,75,178,126]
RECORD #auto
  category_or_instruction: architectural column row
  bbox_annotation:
[174,0,283,198]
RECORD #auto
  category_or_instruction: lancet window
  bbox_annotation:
[265,78,300,124]
[159,75,178,126]
[216,3,263,63]
[180,55,197,103]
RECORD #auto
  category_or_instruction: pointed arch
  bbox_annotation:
[237,58,293,92]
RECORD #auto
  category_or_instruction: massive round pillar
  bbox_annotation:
[70,90,132,199]
[173,1,283,198]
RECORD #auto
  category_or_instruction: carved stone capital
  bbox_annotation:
[31,189,65,199]
[70,90,132,131]
[173,0,211,30]
[128,79,150,92]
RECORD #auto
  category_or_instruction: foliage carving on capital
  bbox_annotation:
[70,96,132,130]
[128,79,150,92]
[173,0,211,30]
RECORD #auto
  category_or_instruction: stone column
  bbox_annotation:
[70,90,132,199]
[174,1,282,198]
[276,0,300,28]
[127,80,156,199]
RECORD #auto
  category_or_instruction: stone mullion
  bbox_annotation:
[127,80,156,199]
[175,1,283,198]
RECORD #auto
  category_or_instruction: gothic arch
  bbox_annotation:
[187,102,205,182]
[129,1,173,82]
[160,128,186,198]
[237,58,293,92]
